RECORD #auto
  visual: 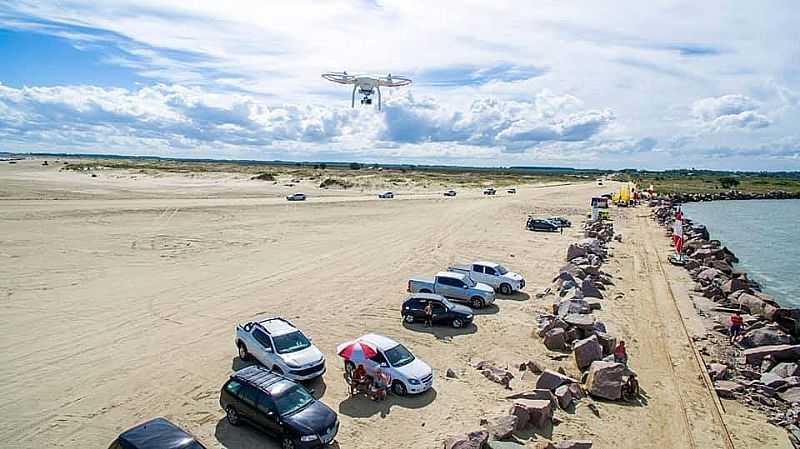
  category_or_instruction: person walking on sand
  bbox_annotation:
[560,224,564,235]
[729,312,744,344]
[424,301,433,327]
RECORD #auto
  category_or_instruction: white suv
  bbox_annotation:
[340,334,433,395]
[235,317,325,381]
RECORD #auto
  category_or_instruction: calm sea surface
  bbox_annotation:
[681,199,800,308]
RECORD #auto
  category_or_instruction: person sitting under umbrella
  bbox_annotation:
[368,367,391,401]
[350,364,371,395]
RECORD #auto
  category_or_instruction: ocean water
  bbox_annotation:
[681,199,800,308]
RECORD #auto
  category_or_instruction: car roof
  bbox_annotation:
[118,417,200,449]
[406,292,446,302]
[358,333,400,351]
[257,317,298,336]
[231,365,294,395]
[473,261,499,267]
[436,271,465,280]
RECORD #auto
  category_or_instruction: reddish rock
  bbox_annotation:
[444,431,490,449]
[743,344,800,364]
[573,335,603,370]
[585,360,624,400]
[511,399,553,429]
[536,369,578,391]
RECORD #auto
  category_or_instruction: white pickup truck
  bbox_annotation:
[448,261,525,295]
[235,317,326,381]
[407,271,495,309]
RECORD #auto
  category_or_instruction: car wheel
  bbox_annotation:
[225,406,240,426]
[281,437,295,449]
[392,380,408,396]
[471,296,485,309]
[452,319,463,328]
[404,314,415,324]
[237,343,249,361]
[499,283,512,295]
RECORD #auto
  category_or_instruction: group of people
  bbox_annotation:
[349,364,391,401]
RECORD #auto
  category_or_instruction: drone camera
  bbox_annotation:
[361,98,372,105]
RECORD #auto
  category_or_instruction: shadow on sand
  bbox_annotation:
[402,321,477,339]
[338,388,437,419]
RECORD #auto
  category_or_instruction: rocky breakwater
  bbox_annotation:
[661,190,800,204]
[653,204,800,447]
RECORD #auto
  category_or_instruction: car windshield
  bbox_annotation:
[463,276,476,287]
[272,331,312,354]
[273,383,314,416]
[384,344,415,367]
[441,297,455,308]
[495,265,508,275]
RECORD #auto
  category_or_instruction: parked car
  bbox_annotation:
[220,365,339,449]
[401,293,473,328]
[507,188,516,194]
[443,190,457,197]
[236,317,326,381]
[407,271,495,309]
[341,334,433,396]
[483,187,496,195]
[448,261,525,295]
[378,191,394,199]
[286,193,306,201]
[108,417,207,449]
[547,217,572,228]
[526,218,559,232]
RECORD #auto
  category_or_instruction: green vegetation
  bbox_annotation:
[620,171,800,194]
[251,172,276,181]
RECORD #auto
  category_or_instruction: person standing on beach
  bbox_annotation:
[424,301,433,327]
[729,313,744,344]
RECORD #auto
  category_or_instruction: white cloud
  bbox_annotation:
[691,94,771,131]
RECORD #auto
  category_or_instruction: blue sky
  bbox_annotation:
[1,1,799,170]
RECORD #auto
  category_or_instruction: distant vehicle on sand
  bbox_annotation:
[407,271,495,309]
[547,217,572,228]
[483,187,496,195]
[286,193,306,201]
[402,293,473,328]
[507,188,516,194]
[527,218,559,232]
[443,190,457,197]
[378,191,394,199]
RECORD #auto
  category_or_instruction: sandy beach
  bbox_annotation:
[0,159,787,448]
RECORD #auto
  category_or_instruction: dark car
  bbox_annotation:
[547,217,571,227]
[402,293,474,328]
[108,417,207,449]
[526,218,559,232]
[220,365,338,449]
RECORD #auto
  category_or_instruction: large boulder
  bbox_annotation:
[714,380,744,399]
[510,399,553,429]
[721,278,750,296]
[594,332,617,356]
[709,260,733,275]
[544,328,568,351]
[567,244,587,261]
[485,415,518,440]
[760,372,789,390]
[584,360,624,400]
[559,263,586,280]
[556,299,591,317]
[563,313,596,330]
[536,370,578,391]
[707,363,729,381]
[731,292,780,320]
[554,383,583,410]
[743,344,800,364]
[779,386,800,403]
[696,267,723,283]
[771,362,800,378]
[740,323,796,348]
[444,431,490,449]
[573,335,603,370]
[580,279,603,299]
[481,366,515,389]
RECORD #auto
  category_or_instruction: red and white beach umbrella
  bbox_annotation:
[336,340,377,362]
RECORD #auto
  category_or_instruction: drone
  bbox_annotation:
[322,71,412,110]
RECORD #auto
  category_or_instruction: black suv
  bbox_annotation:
[220,365,338,449]
[527,218,559,232]
[402,293,474,328]
[108,417,207,449]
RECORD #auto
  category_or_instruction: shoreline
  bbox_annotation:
[652,200,800,448]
